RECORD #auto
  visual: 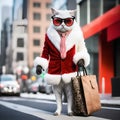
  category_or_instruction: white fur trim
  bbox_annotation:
[47,22,83,52]
[73,51,90,67]
[62,72,77,84]
[44,74,61,85]
[34,57,48,71]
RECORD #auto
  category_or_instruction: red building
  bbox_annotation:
[82,5,120,95]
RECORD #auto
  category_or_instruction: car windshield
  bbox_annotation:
[1,75,15,82]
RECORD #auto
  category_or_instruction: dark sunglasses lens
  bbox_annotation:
[65,18,74,26]
[53,18,62,26]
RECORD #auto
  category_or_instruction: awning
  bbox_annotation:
[82,5,120,41]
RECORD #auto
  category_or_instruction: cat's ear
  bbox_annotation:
[69,10,76,16]
[51,8,58,15]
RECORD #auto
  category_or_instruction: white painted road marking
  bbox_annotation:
[0,100,109,120]
[1,96,120,111]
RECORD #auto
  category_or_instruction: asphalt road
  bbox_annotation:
[0,104,43,120]
[0,94,120,120]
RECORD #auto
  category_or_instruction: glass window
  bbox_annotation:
[33,39,40,46]
[33,13,41,20]
[33,26,40,33]
[1,75,15,81]
[33,52,40,59]
[90,0,100,21]
[103,0,116,12]
[80,1,87,26]
[17,38,24,47]
[16,52,24,61]
[46,3,51,8]
[33,2,41,8]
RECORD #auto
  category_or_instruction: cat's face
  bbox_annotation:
[51,8,76,32]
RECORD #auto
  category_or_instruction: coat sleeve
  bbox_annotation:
[41,35,50,60]
[34,34,49,71]
[73,31,90,67]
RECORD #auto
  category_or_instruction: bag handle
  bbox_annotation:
[77,65,87,77]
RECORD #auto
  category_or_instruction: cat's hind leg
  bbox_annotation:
[64,82,73,116]
[53,83,62,115]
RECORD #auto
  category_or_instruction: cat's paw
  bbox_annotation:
[68,112,73,116]
[53,112,60,116]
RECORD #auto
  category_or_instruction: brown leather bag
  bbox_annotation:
[71,66,101,116]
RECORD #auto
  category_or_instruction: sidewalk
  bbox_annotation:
[100,94,120,106]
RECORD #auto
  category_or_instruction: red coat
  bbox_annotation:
[34,22,90,85]
[41,34,77,75]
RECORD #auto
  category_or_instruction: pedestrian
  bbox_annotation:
[34,8,90,116]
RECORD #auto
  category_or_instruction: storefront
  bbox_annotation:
[82,5,120,95]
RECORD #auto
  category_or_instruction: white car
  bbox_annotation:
[0,74,20,96]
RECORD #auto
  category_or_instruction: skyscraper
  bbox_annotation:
[0,6,12,74]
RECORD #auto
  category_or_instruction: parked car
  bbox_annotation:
[28,81,39,94]
[28,77,53,94]
[38,78,53,94]
[0,74,20,96]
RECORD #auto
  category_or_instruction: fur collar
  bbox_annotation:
[47,22,84,52]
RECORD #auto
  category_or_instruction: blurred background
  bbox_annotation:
[0,0,120,96]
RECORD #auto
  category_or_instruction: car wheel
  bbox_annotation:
[33,92,37,94]
[16,93,20,97]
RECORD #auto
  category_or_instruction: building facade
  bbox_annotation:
[6,0,28,74]
[11,19,28,74]
[27,0,51,68]
[6,0,52,75]
[77,0,120,95]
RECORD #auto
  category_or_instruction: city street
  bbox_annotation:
[0,93,120,120]
[0,0,120,120]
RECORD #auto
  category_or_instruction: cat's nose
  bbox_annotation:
[61,22,65,26]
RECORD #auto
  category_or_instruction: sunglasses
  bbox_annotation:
[51,16,75,26]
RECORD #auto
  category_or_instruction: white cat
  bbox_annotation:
[34,8,90,116]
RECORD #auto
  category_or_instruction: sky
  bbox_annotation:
[52,0,67,9]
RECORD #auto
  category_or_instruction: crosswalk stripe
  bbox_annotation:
[102,106,120,111]
[0,100,107,120]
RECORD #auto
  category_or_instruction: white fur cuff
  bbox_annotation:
[34,57,48,71]
[73,51,90,67]
[62,72,77,84]
[44,74,61,85]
